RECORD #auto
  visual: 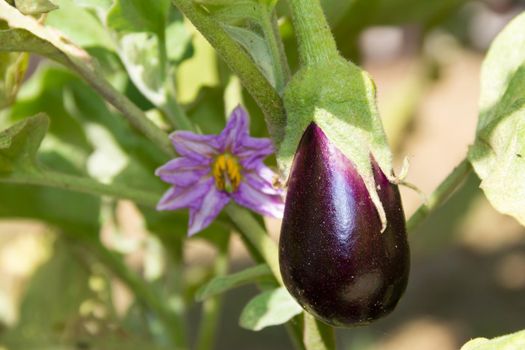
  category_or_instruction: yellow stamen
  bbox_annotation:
[212,153,242,192]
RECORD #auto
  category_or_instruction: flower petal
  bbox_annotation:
[219,105,249,153]
[243,171,282,195]
[170,131,220,160]
[188,189,230,236]
[157,177,214,211]
[256,164,279,184]
[237,137,274,169]
[232,181,284,219]
[155,157,210,187]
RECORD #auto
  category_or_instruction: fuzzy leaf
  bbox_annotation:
[0,0,94,69]
[73,0,111,11]
[45,0,114,50]
[223,25,274,86]
[239,287,303,331]
[14,0,57,15]
[461,330,525,350]
[201,0,261,25]
[0,238,92,347]
[107,0,170,35]
[195,0,277,89]
[165,16,193,63]
[468,12,525,226]
[0,114,48,172]
[196,264,272,301]
[118,32,167,106]
[0,51,28,109]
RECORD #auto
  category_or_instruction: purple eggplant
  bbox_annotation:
[279,123,410,327]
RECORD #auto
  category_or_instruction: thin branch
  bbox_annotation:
[171,0,286,145]
[407,158,472,232]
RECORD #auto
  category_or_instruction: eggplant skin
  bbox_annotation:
[279,123,410,327]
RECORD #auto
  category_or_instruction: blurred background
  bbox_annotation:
[1,0,525,349]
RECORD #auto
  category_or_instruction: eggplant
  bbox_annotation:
[279,123,410,327]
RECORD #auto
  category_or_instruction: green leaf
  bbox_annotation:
[239,287,303,331]
[108,5,192,116]
[107,0,170,35]
[14,0,58,15]
[196,264,272,301]
[73,0,111,12]
[74,0,113,14]
[461,330,525,350]
[0,237,173,349]
[45,0,115,50]
[223,25,274,86]
[118,32,167,106]
[0,0,94,69]
[0,238,92,347]
[203,0,261,25]
[165,15,193,63]
[194,0,279,88]
[0,114,100,236]
[468,12,525,227]
[0,51,28,109]
[0,113,48,173]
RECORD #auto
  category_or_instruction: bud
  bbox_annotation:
[279,123,409,327]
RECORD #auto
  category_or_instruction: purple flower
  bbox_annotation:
[155,106,284,236]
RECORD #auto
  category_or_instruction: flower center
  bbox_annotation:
[212,153,242,193]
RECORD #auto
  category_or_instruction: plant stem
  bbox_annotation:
[162,91,195,131]
[303,313,336,350]
[87,239,188,349]
[407,158,472,232]
[158,30,168,83]
[224,204,310,349]
[71,63,176,157]
[224,203,283,285]
[286,0,339,66]
[1,169,160,207]
[287,316,307,350]
[259,5,290,93]
[164,236,189,347]
[171,0,286,145]
[195,238,230,350]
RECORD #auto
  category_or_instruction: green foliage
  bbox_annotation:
[73,0,112,12]
[0,237,174,350]
[0,51,28,110]
[468,12,525,227]
[107,0,170,36]
[0,238,92,348]
[195,0,279,88]
[106,0,193,127]
[196,264,272,301]
[118,32,170,106]
[462,330,525,350]
[46,0,115,50]
[239,287,303,331]
[223,25,275,86]
[0,113,101,235]
[13,0,58,15]
[0,114,48,172]
[0,0,99,86]
[2,0,525,349]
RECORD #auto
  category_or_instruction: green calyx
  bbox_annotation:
[279,59,394,230]
[279,0,394,230]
